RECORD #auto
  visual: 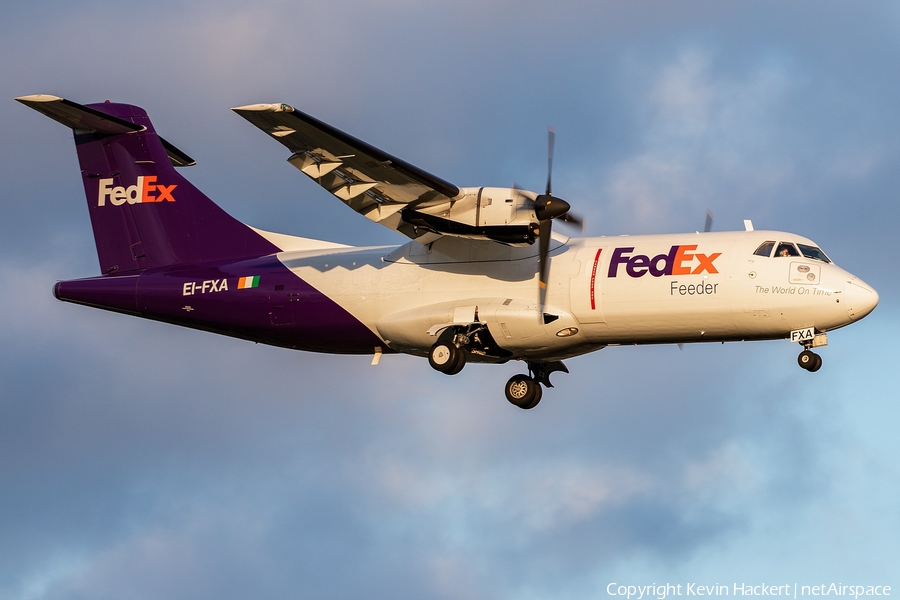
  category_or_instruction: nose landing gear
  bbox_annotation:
[795,330,827,373]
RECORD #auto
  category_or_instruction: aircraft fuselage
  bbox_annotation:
[54,229,878,363]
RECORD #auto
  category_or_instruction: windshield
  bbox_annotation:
[754,241,775,257]
[775,242,800,257]
[797,243,831,263]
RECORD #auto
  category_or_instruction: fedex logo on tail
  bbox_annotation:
[608,245,721,278]
[97,176,177,206]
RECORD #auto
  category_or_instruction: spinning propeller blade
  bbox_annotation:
[538,218,552,309]
[560,211,585,231]
[704,209,714,233]
[546,127,555,196]
[533,127,584,311]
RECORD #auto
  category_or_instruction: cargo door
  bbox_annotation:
[569,246,607,324]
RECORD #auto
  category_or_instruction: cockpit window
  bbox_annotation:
[797,243,831,263]
[775,242,800,257]
[754,241,775,257]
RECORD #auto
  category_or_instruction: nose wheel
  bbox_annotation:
[798,349,822,372]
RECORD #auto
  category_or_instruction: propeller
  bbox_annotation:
[703,209,714,233]
[533,127,583,311]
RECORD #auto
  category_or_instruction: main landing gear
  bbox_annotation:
[505,374,542,409]
[428,340,466,375]
[428,323,512,377]
[504,361,569,410]
[427,328,569,408]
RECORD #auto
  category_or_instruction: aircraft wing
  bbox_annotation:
[232,103,460,242]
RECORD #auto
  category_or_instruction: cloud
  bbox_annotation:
[595,49,796,234]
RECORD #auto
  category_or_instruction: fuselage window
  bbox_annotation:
[754,241,775,257]
[797,243,832,263]
[775,242,800,257]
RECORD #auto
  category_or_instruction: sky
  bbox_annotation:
[1,1,898,599]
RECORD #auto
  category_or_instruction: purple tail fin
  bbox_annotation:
[17,95,279,274]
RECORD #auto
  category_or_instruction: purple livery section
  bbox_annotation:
[73,101,280,274]
[53,257,383,353]
[21,95,383,354]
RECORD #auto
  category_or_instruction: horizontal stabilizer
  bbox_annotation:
[16,94,142,134]
[15,94,196,167]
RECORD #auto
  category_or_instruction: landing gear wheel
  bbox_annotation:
[809,353,822,372]
[429,341,460,373]
[521,382,542,409]
[445,347,466,375]
[505,374,541,409]
[798,350,815,370]
[798,350,822,372]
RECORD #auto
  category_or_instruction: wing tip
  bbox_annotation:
[231,102,294,113]
[15,94,63,104]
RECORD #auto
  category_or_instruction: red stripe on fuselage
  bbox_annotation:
[590,248,602,310]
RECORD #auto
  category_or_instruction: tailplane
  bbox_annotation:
[16,95,279,274]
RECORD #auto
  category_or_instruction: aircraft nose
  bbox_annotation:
[844,277,879,321]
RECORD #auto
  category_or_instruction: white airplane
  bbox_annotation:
[18,95,879,409]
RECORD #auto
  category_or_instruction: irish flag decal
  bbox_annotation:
[237,275,260,289]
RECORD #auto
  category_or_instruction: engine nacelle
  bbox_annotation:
[401,186,538,245]
[376,296,589,360]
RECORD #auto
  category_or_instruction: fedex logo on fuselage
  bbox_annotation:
[608,245,721,278]
[97,176,177,206]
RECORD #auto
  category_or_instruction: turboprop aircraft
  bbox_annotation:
[17,95,879,409]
